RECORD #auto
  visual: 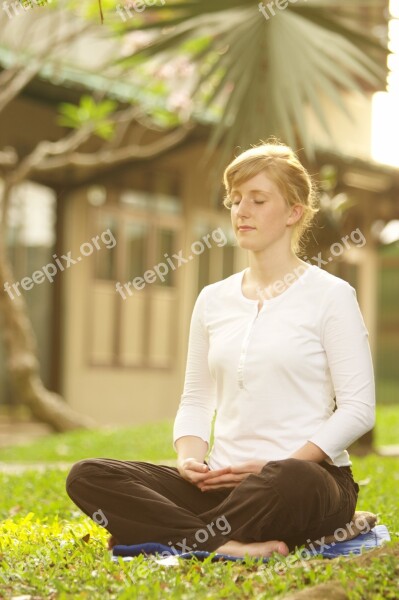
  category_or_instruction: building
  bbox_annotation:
[0,1,398,427]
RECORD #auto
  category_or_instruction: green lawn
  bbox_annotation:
[0,420,175,464]
[0,404,397,464]
[0,405,398,599]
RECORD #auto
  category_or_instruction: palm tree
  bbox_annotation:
[118,0,388,172]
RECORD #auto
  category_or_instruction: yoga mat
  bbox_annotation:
[111,524,391,564]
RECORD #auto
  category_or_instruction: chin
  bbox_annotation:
[235,240,255,250]
[236,235,263,247]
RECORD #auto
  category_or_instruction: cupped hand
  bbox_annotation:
[177,457,230,485]
[197,460,268,491]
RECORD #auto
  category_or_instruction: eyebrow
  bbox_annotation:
[230,189,271,196]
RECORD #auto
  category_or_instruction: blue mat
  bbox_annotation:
[111,525,390,564]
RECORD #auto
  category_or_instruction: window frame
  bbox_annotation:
[86,184,183,370]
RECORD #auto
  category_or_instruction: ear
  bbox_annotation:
[286,204,304,226]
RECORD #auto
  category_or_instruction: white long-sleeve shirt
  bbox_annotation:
[173,264,375,468]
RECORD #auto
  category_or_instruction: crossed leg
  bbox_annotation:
[66,457,357,557]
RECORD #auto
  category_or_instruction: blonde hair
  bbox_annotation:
[223,141,320,255]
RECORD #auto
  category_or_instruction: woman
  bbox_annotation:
[66,142,375,559]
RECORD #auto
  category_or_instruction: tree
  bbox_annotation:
[0,0,388,433]
[0,5,193,431]
[117,0,388,174]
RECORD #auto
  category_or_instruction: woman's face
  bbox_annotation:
[230,171,296,252]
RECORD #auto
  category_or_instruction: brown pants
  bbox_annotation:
[65,458,359,553]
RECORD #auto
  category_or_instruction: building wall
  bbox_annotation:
[306,91,374,160]
[60,144,247,426]
[1,87,391,424]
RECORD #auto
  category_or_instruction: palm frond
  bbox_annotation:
[116,0,388,174]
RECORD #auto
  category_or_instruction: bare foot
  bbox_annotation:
[321,510,378,545]
[215,539,289,558]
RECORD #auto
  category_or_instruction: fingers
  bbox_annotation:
[229,461,267,474]
[187,466,232,484]
[181,458,209,473]
[189,466,231,484]
[229,462,251,474]
[200,467,232,479]
[179,459,267,489]
[178,459,214,484]
[198,473,248,490]
[202,472,243,485]
[188,471,213,484]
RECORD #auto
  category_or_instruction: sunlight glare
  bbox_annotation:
[371,0,399,166]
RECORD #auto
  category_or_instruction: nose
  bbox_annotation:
[235,197,253,218]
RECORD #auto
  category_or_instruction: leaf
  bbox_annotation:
[57,96,117,140]
[115,0,388,174]
[94,121,116,140]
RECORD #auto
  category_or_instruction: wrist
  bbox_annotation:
[178,456,205,466]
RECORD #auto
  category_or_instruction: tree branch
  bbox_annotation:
[8,125,95,186]
[0,21,93,114]
[5,105,144,185]
[36,123,194,174]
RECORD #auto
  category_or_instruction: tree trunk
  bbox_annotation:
[0,112,192,431]
[0,219,95,432]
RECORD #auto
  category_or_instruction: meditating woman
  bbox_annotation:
[66,142,375,559]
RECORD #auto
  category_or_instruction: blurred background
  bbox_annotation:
[0,0,398,452]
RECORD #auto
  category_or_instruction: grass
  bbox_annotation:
[0,405,398,464]
[0,420,175,464]
[0,406,398,599]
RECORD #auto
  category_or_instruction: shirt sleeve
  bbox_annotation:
[173,286,216,451]
[308,280,376,462]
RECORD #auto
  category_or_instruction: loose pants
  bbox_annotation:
[65,458,359,553]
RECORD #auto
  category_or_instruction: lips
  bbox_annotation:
[238,226,255,231]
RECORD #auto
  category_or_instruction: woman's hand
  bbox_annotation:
[177,457,208,484]
[197,460,268,491]
[177,457,231,485]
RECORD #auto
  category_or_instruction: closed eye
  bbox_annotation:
[231,199,265,205]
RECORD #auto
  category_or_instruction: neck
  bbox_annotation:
[246,250,308,288]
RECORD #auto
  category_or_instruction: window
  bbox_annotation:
[155,228,177,287]
[94,213,118,281]
[124,221,149,282]
[87,180,182,369]
[193,215,240,296]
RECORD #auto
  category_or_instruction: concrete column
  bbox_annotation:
[357,240,378,360]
